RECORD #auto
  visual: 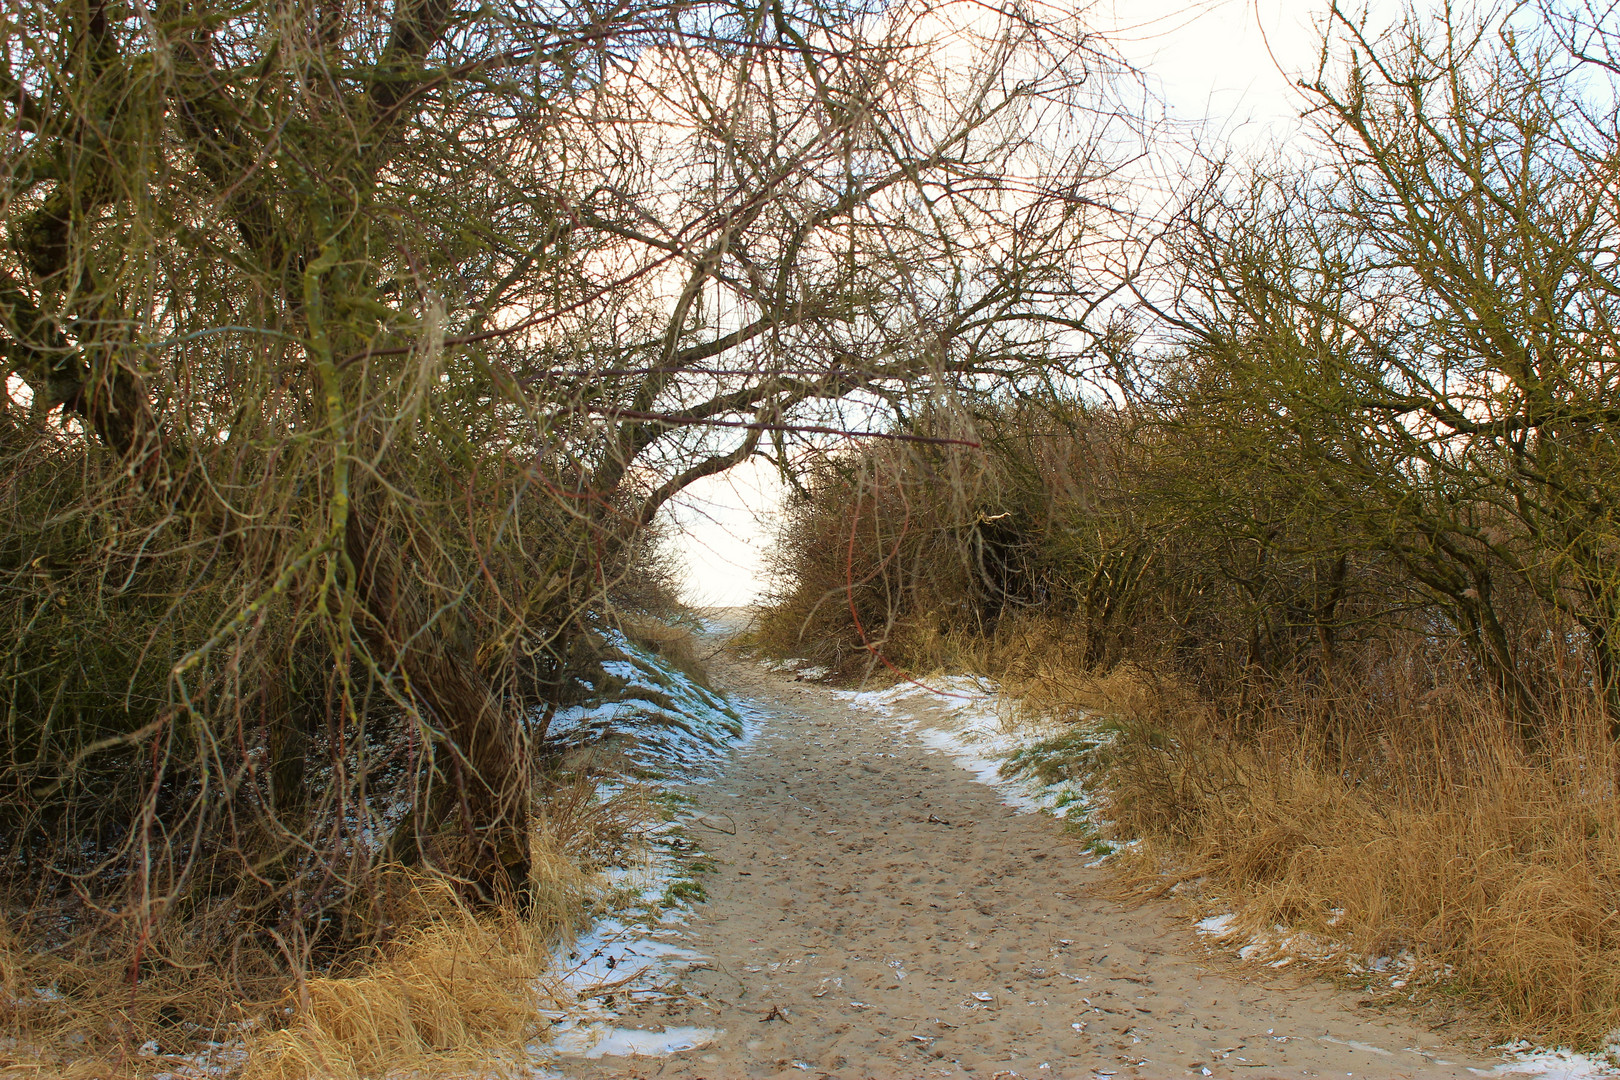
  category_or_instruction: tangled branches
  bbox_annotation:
[0,0,1133,993]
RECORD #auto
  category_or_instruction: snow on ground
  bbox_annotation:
[1467,1044,1620,1079]
[535,903,720,1063]
[1191,914,1620,1076]
[528,836,722,1063]
[149,1044,245,1080]
[829,674,1117,857]
[548,626,764,776]
[530,626,761,1063]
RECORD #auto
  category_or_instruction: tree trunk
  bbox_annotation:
[345,510,530,906]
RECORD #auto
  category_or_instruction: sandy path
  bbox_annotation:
[568,650,1495,1080]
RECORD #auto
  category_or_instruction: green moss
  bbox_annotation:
[1060,811,1115,857]
[661,879,707,906]
[998,725,1116,788]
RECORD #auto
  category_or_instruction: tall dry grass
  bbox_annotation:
[0,760,656,1080]
[1061,652,1620,1047]
[242,900,562,1080]
[906,612,1620,1044]
[240,762,655,1080]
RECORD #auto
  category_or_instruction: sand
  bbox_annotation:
[565,647,1500,1080]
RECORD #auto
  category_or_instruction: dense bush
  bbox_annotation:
[0,0,1125,1063]
[763,3,1620,740]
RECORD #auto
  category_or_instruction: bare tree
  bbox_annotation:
[1143,1,1620,737]
[0,0,1136,983]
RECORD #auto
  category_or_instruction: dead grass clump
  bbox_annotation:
[1003,640,1207,729]
[0,768,655,1080]
[1088,665,1620,1047]
[530,764,656,907]
[0,866,588,1079]
[979,615,1101,717]
[882,615,994,677]
[241,904,558,1080]
[241,769,656,1080]
[0,909,283,1078]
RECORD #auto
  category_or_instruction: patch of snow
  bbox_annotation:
[148,1042,248,1080]
[1471,1043,1620,1078]
[548,627,758,780]
[916,728,1043,811]
[833,676,1104,825]
[544,1024,718,1059]
[529,856,722,1067]
[532,828,723,1065]
[1200,911,1421,979]
[523,622,758,1065]
[556,917,710,997]
[1317,1035,1396,1057]
[1199,916,1620,1076]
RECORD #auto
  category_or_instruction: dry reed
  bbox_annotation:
[241,906,559,1080]
[0,762,658,1080]
[1074,658,1620,1047]
[241,770,656,1080]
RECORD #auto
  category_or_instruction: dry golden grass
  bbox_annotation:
[242,772,655,1080]
[0,764,659,1080]
[0,890,561,1080]
[241,904,559,1080]
[1071,661,1620,1048]
[868,613,1620,1047]
[0,890,302,1078]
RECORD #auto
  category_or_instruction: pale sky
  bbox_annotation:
[664,0,1380,608]
[1109,0,1326,143]
[664,458,787,608]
